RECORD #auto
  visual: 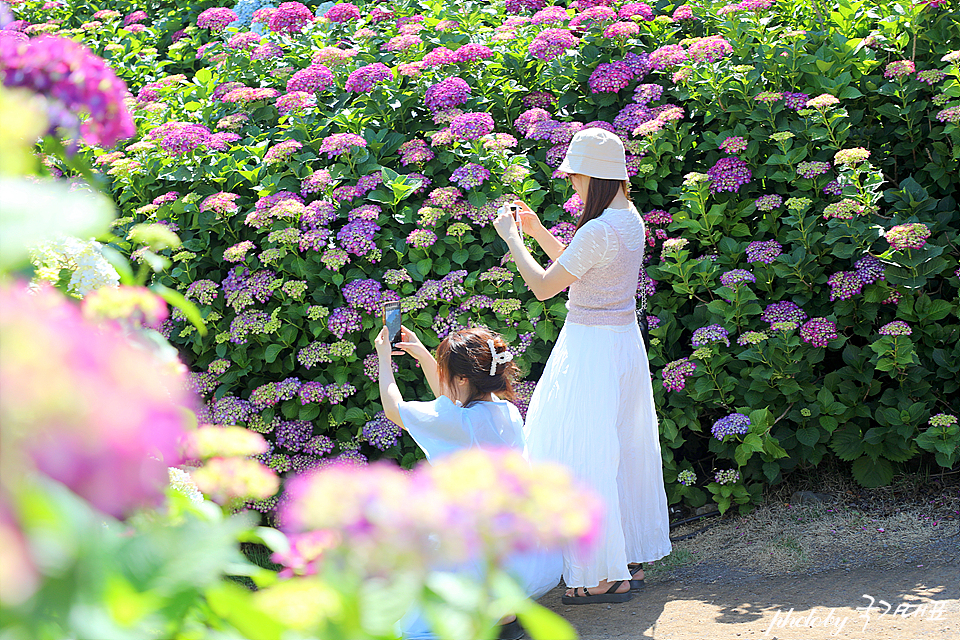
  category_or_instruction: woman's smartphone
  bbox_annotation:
[507,203,522,228]
[382,301,402,347]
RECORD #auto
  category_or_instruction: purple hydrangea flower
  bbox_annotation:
[662,358,697,392]
[207,132,242,150]
[276,420,313,451]
[563,193,584,215]
[158,123,210,156]
[344,63,392,93]
[687,35,733,63]
[755,194,783,211]
[855,255,885,284]
[528,28,580,61]
[546,143,570,167]
[720,269,756,287]
[287,64,334,93]
[337,220,380,256]
[692,324,730,348]
[719,136,748,155]
[197,7,238,30]
[827,271,864,301]
[783,92,809,110]
[648,44,688,70]
[613,103,652,135]
[382,34,423,52]
[319,132,366,158]
[325,2,360,23]
[455,43,494,63]
[588,61,635,93]
[530,5,568,25]
[421,46,459,68]
[514,108,552,136]
[823,180,843,196]
[398,138,434,165]
[450,163,490,190]
[449,112,495,140]
[797,161,831,179]
[761,301,807,326]
[800,318,838,347]
[251,42,285,61]
[707,157,752,193]
[406,228,438,249]
[227,32,261,50]
[342,278,383,315]
[643,209,672,226]
[620,3,655,20]
[327,307,361,338]
[424,77,471,112]
[884,59,916,80]
[362,412,401,450]
[879,320,912,336]
[569,6,617,30]
[632,83,663,106]
[884,223,931,251]
[268,2,314,34]
[264,139,303,164]
[506,0,548,13]
[604,21,640,39]
[711,412,750,439]
[522,90,558,110]
[746,239,782,264]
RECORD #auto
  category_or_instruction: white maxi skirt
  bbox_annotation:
[524,319,672,589]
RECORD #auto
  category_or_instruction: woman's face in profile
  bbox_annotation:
[570,173,590,199]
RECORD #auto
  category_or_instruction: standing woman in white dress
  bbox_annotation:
[493,128,672,604]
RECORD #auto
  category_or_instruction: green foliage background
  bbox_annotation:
[14,0,960,514]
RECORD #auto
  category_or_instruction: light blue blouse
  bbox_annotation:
[397,395,525,460]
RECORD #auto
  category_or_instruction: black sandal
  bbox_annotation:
[629,563,645,591]
[561,581,632,605]
[496,619,524,640]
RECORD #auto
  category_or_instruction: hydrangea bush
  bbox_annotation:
[7,0,959,514]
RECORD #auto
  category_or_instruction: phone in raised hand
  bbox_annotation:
[382,301,402,348]
[507,203,522,229]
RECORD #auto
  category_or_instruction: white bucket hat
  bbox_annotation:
[558,127,628,180]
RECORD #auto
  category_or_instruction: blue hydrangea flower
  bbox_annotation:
[711,412,751,440]
[692,324,730,348]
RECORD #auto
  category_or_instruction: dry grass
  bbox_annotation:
[646,463,960,580]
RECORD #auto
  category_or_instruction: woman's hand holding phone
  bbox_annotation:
[393,325,429,361]
[513,201,543,237]
[374,326,396,358]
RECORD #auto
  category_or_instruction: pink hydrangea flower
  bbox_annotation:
[197,7,238,30]
[268,2,313,34]
[0,35,136,146]
[1,285,192,519]
[325,2,361,23]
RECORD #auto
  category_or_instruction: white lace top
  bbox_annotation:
[557,207,646,277]
[556,206,646,327]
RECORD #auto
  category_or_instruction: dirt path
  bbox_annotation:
[537,497,960,639]
[539,561,958,639]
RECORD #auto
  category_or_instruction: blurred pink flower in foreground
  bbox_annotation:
[182,425,280,507]
[0,35,136,146]
[279,448,602,577]
[0,284,195,519]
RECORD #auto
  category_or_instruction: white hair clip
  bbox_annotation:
[488,339,513,376]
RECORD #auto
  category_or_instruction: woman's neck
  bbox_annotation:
[444,389,494,405]
[608,192,632,209]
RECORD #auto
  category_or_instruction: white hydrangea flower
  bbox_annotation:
[169,467,204,505]
[31,236,120,296]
